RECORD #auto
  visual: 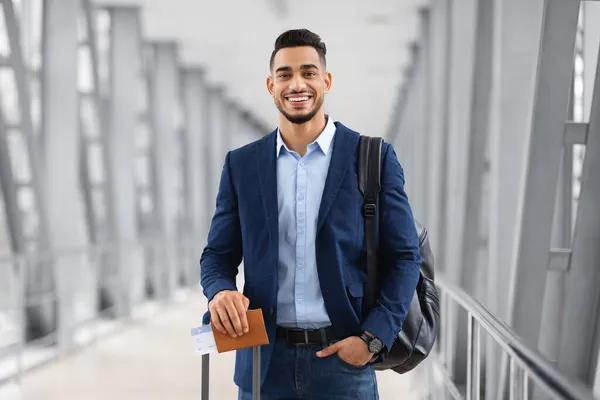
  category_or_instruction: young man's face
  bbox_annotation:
[267,46,332,124]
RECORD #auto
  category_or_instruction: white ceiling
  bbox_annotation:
[95,0,428,137]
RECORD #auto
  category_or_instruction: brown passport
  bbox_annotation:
[211,308,270,353]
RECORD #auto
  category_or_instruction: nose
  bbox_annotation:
[289,75,307,92]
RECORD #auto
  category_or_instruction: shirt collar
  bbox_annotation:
[276,115,336,158]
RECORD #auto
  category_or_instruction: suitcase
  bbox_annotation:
[201,345,261,400]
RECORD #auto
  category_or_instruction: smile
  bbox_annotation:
[285,94,313,106]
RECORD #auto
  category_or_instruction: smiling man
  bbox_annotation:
[200,29,422,399]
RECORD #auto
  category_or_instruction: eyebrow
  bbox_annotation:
[275,64,319,74]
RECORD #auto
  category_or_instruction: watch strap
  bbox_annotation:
[359,331,372,345]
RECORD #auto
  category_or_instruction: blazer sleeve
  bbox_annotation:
[200,151,243,303]
[360,143,422,351]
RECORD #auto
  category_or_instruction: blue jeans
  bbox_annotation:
[238,338,379,399]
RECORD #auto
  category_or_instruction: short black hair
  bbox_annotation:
[269,29,327,71]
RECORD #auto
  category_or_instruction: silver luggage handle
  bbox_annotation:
[201,346,261,400]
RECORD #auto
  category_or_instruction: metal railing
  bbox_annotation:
[0,236,203,388]
[426,277,597,400]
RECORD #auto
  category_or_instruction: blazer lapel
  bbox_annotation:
[316,122,360,234]
[256,131,279,252]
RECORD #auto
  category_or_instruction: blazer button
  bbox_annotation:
[269,308,275,315]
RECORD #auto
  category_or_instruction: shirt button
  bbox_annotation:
[298,231,304,236]
[299,161,305,167]
[298,194,305,200]
[297,264,304,269]
[297,299,303,304]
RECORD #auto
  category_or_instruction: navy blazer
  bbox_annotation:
[200,121,422,391]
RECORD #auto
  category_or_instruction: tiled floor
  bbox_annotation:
[3,290,424,399]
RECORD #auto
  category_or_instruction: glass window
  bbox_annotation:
[0,5,9,56]
[88,143,105,184]
[78,45,94,93]
[0,65,20,125]
[6,129,30,183]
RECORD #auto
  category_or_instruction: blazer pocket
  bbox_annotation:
[346,282,365,317]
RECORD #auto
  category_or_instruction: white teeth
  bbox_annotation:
[288,97,309,102]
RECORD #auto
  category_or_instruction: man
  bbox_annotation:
[200,29,421,399]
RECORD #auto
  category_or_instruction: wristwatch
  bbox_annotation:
[359,331,384,354]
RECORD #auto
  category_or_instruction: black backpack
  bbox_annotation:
[358,135,440,374]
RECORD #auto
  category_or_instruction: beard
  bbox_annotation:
[275,94,324,124]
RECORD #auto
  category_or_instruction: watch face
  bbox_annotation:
[369,338,383,353]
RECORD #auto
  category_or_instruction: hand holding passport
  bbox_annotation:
[191,309,270,355]
[211,309,270,352]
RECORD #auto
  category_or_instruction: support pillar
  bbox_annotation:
[149,41,181,299]
[42,0,90,348]
[485,0,545,397]
[0,0,52,341]
[425,0,451,264]
[582,3,600,395]
[557,25,600,386]
[107,6,142,316]
[497,1,580,398]
[200,84,213,235]
[181,67,209,284]
[442,0,478,389]
[411,8,430,222]
[506,0,580,349]
[459,0,494,296]
[207,86,226,215]
[487,0,544,325]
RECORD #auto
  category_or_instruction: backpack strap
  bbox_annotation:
[358,135,383,316]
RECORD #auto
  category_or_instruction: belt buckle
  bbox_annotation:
[303,330,309,345]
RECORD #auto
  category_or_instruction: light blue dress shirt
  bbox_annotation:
[275,116,337,329]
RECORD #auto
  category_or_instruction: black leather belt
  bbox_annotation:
[276,326,339,346]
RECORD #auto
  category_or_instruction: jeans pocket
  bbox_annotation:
[334,353,368,371]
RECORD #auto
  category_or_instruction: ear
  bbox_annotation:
[266,75,275,98]
[324,71,332,94]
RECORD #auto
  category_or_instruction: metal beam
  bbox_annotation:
[394,47,418,195]
[439,0,494,391]
[585,3,600,396]
[181,67,210,285]
[506,0,580,347]
[442,0,478,388]
[149,41,181,298]
[82,0,115,246]
[487,0,544,324]
[443,0,477,286]
[0,109,24,254]
[181,67,207,237]
[436,0,452,270]
[499,0,580,397]
[425,0,451,261]
[399,42,419,191]
[207,85,226,214]
[537,48,578,368]
[42,0,91,348]
[410,8,430,222]
[557,31,600,385]
[461,0,494,301]
[106,6,143,316]
[1,0,54,340]
[200,82,213,234]
[486,0,545,397]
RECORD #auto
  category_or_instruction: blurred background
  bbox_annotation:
[0,0,599,399]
